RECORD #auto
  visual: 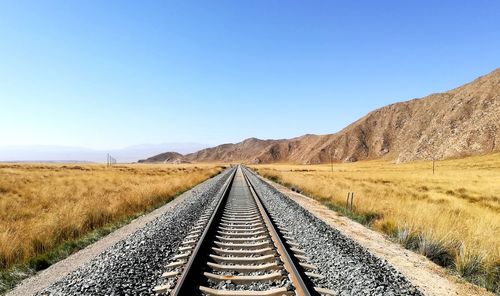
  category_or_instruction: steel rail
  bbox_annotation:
[241,167,320,296]
[169,167,237,295]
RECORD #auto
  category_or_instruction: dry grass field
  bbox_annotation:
[0,163,222,272]
[251,153,500,292]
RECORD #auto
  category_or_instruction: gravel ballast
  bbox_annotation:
[35,167,235,296]
[243,167,423,296]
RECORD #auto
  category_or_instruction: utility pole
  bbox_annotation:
[432,156,435,175]
[330,147,334,173]
[431,143,437,175]
[106,153,116,167]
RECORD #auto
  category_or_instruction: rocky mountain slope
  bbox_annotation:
[143,68,500,164]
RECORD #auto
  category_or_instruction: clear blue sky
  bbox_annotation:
[0,1,498,149]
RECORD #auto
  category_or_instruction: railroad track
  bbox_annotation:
[153,166,335,296]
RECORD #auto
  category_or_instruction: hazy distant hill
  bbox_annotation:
[142,68,500,164]
[0,143,208,163]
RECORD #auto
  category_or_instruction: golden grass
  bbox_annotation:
[0,163,223,270]
[251,153,500,290]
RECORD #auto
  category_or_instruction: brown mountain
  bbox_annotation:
[143,68,500,164]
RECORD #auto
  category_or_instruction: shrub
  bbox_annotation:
[418,233,459,267]
[395,226,420,250]
[455,244,487,282]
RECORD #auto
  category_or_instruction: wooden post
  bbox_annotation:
[346,192,354,211]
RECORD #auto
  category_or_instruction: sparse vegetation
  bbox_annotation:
[0,163,222,273]
[251,153,500,292]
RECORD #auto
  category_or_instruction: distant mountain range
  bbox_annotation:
[0,143,208,163]
[141,68,500,164]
